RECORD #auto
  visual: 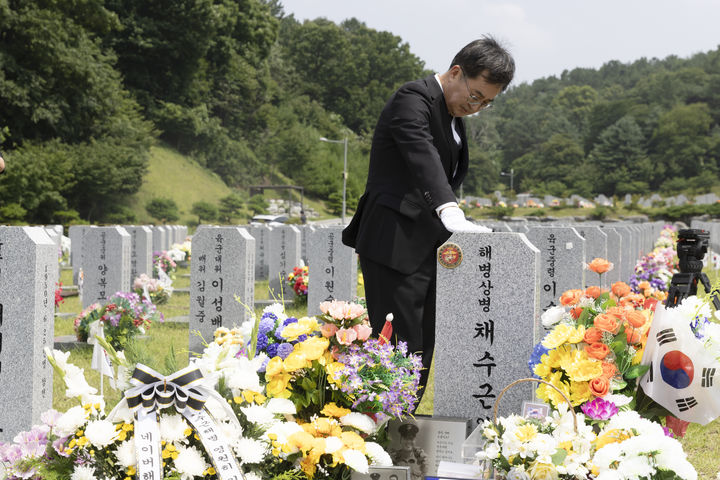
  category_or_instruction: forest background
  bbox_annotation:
[2,0,720,225]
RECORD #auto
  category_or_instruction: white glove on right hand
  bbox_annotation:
[439,206,492,233]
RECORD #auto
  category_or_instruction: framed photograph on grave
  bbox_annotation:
[351,466,411,480]
[522,401,550,419]
[387,416,469,479]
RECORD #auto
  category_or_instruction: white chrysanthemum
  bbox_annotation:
[84,419,118,448]
[265,397,296,415]
[70,464,97,480]
[235,438,269,464]
[262,303,287,322]
[217,419,243,444]
[342,448,369,473]
[243,471,262,480]
[595,469,623,480]
[541,305,566,328]
[603,393,633,408]
[241,404,275,427]
[173,445,208,479]
[160,413,190,443]
[325,436,344,454]
[340,412,376,435]
[205,396,231,421]
[364,441,392,466]
[617,454,654,478]
[114,439,136,468]
[54,405,88,437]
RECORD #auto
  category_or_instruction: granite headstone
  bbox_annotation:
[268,226,302,300]
[80,227,131,308]
[189,226,255,354]
[307,226,358,316]
[125,226,153,280]
[0,226,57,441]
[434,232,540,425]
[247,225,271,280]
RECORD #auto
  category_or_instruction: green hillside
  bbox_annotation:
[127,145,233,224]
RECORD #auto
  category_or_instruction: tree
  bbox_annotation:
[145,198,180,223]
[218,193,245,223]
[191,201,218,224]
[248,195,268,215]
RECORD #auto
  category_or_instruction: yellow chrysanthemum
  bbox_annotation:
[299,336,330,361]
[633,344,646,365]
[565,358,603,382]
[569,381,592,406]
[533,361,552,378]
[321,402,352,418]
[567,324,586,344]
[542,324,575,349]
[514,423,538,442]
[307,417,343,438]
[536,372,570,408]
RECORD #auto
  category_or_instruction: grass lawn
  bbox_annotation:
[52,265,720,478]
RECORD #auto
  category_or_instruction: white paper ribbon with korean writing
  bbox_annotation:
[107,364,246,480]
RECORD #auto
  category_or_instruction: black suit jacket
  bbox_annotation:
[342,75,468,274]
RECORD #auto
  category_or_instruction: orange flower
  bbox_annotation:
[601,362,617,379]
[583,326,604,344]
[585,286,602,299]
[637,281,651,290]
[589,376,610,396]
[626,327,642,344]
[626,311,646,329]
[619,293,645,308]
[611,282,631,298]
[560,289,584,306]
[585,342,610,360]
[587,258,613,274]
[570,306,584,319]
[606,306,629,321]
[594,313,619,334]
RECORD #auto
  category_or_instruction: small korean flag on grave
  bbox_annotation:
[640,303,720,425]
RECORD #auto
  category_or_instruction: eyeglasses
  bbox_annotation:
[460,67,494,110]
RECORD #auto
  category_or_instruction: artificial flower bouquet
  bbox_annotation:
[152,250,177,278]
[629,226,678,301]
[133,272,172,305]
[54,282,64,309]
[287,265,309,302]
[1,300,420,480]
[169,240,192,263]
[73,291,164,350]
[530,279,652,414]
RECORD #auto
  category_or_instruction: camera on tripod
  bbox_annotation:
[677,229,710,274]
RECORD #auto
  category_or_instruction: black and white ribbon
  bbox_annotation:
[108,364,246,480]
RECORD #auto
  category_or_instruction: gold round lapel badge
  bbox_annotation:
[438,243,463,268]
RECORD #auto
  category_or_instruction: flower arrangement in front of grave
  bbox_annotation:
[529,276,654,417]
[152,250,177,278]
[73,291,164,350]
[54,282,65,308]
[629,227,678,301]
[170,239,192,262]
[0,300,418,480]
[474,402,698,480]
[287,265,309,302]
[132,272,171,305]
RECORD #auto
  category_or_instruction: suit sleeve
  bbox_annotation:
[388,84,457,209]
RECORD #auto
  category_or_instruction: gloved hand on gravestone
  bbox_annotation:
[438,205,492,233]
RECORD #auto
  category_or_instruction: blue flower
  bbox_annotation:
[256,333,268,352]
[528,342,549,378]
[258,317,275,335]
[266,343,278,358]
[277,343,294,359]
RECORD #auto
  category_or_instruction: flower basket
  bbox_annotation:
[493,377,577,431]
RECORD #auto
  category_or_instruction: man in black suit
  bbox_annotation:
[342,36,514,393]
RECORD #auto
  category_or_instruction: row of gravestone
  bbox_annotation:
[0,221,668,441]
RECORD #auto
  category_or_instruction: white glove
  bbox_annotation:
[439,206,492,233]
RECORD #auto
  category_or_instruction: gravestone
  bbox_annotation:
[80,227,131,308]
[612,225,636,283]
[152,226,166,255]
[189,226,255,354]
[69,225,92,284]
[602,227,623,285]
[434,232,540,425]
[125,226,153,280]
[525,227,585,316]
[300,225,316,265]
[247,225,272,280]
[178,225,188,242]
[572,225,609,287]
[0,226,57,442]
[307,226,358,316]
[268,226,302,300]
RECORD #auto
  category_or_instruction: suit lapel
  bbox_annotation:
[424,75,456,180]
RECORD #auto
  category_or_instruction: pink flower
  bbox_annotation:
[353,323,372,341]
[320,323,339,338]
[321,300,367,322]
[336,328,358,345]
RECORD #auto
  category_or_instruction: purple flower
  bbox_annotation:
[581,397,618,420]
[276,343,294,359]
[256,333,268,352]
[258,317,276,335]
[266,343,278,358]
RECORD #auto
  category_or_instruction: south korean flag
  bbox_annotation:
[640,304,720,425]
